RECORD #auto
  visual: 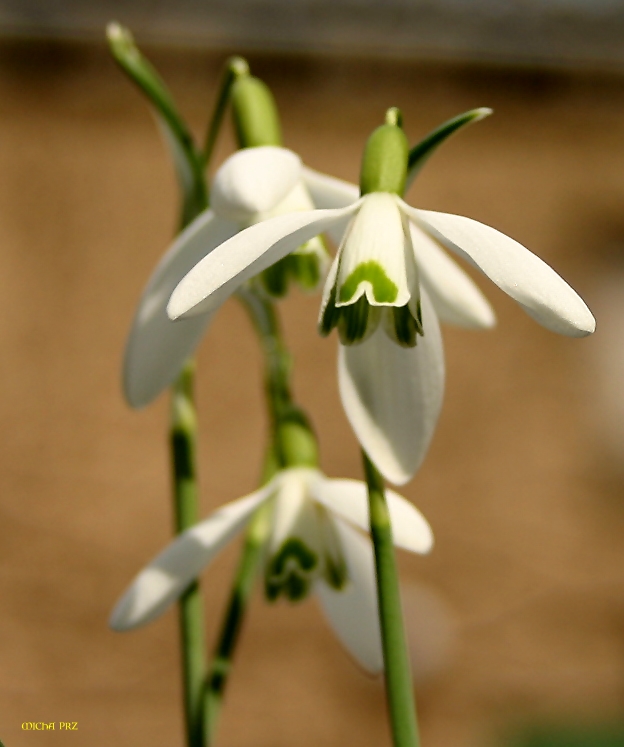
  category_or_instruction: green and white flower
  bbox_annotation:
[110,467,433,673]
[123,145,330,408]
[167,155,595,484]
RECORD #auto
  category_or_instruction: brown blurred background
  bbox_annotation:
[0,3,624,746]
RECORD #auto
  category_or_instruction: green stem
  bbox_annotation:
[202,288,304,744]
[235,285,292,426]
[202,57,250,167]
[197,63,292,746]
[205,500,271,744]
[363,451,420,747]
[171,362,206,747]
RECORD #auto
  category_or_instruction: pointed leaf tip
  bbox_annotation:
[406,107,493,189]
[106,21,124,41]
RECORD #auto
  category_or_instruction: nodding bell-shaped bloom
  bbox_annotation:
[110,467,433,673]
[167,164,595,485]
[123,145,331,408]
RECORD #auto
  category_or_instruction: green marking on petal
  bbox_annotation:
[390,305,419,347]
[260,239,328,298]
[260,258,289,297]
[324,554,348,591]
[268,538,318,577]
[338,296,381,345]
[383,302,424,347]
[292,250,321,290]
[265,537,317,602]
[414,298,424,335]
[283,573,310,601]
[339,260,398,304]
[319,284,341,337]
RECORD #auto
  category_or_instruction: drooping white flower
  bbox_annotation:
[123,146,330,408]
[167,171,595,484]
[110,467,433,673]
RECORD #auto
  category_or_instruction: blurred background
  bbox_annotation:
[0,1,623,746]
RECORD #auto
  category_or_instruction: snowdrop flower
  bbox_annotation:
[167,121,595,485]
[110,467,433,673]
[123,145,331,408]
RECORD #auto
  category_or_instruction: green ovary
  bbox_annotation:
[338,261,398,304]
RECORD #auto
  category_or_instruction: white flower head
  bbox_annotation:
[110,467,433,673]
[123,146,330,408]
[167,142,595,484]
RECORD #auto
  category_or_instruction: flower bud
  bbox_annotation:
[231,75,282,148]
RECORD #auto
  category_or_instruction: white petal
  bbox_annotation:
[210,146,302,222]
[301,166,359,246]
[168,203,361,319]
[407,207,595,337]
[337,193,411,308]
[338,289,445,485]
[267,469,321,558]
[311,477,434,554]
[123,211,239,408]
[301,167,360,209]
[261,179,315,218]
[384,490,434,554]
[409,222,496,329]
[315,519,383,674]
[109,487,272,630]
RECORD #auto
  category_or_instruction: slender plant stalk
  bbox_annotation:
[110,35,314,742]
[167,55,255,746]
[363,451,420,747]
[205,500,271,744]
[202,57,250,167]
[109,33,276,746]
[171,362,207,747]
[236,286,292,425]
[203,286,307,743]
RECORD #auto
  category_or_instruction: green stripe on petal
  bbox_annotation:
[336,193,411,309]
[265,538,318,602]
[270,537,318,575]
[383,304,421,348]
[338,261,399,304]
[319,284,341,337]
[338,297,381,346]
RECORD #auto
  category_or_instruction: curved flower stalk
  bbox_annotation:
[124,146,334,408]
[167,151,595,484]
[110,467,433,673]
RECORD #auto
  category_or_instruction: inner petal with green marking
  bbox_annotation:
[336,192,412,308]
[338,260,398,304]
[263,470,350,603]
[264,486,322,603]
[265,537,319,601]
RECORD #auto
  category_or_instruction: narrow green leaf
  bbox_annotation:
[406,107,492,190]
[106,22,207,223]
